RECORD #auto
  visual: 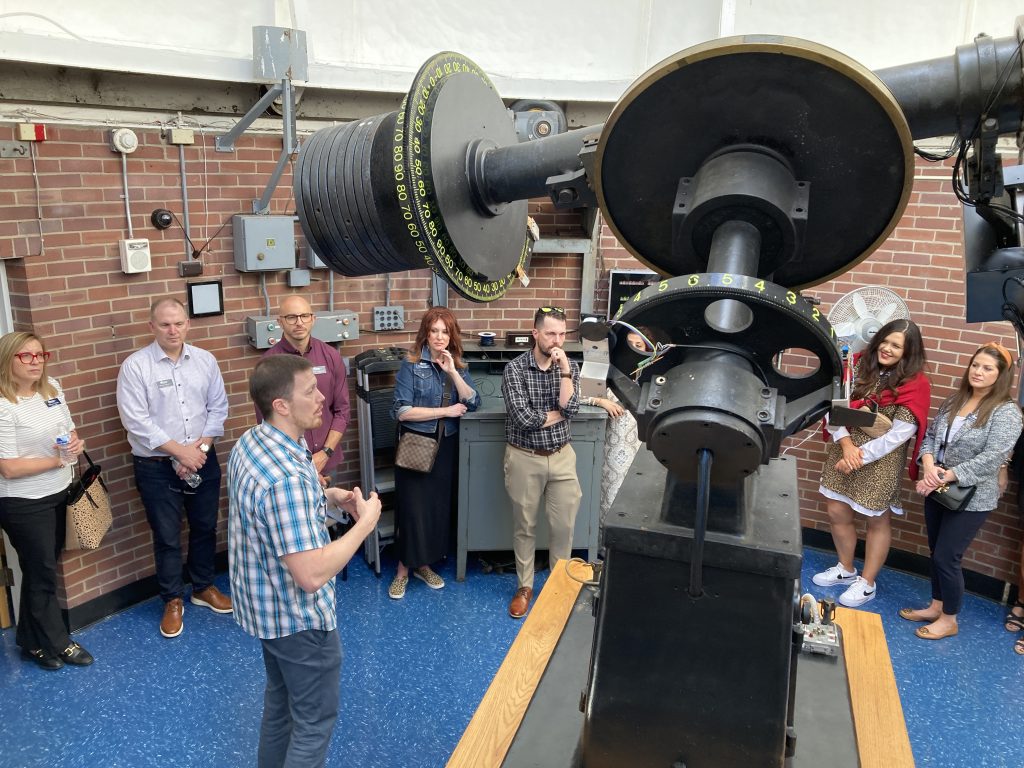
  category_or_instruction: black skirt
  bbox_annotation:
[394,427,457,568]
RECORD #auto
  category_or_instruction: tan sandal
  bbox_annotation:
[1003,600,1024,632]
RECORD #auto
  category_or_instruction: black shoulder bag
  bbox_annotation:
[928,414,976,512]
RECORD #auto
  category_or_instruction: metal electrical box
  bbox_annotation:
[313,311,359,343]
[305,244,329,269]
[246,311,359,349]
[246,317,284,349]
[233,215,296,271]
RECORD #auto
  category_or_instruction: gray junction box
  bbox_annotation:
[233,215,297,271]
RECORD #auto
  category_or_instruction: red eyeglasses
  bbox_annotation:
[14,351,51,364]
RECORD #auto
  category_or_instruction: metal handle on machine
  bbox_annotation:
[689,448,713,598]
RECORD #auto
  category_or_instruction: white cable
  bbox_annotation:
[0,12,88,41]
[780,426,821,458]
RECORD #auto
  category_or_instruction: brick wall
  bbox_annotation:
[0,123,1020,609]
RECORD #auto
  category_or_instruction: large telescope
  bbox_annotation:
[295,21,1024,767]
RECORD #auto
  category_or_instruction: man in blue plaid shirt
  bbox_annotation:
[228,355,380,768]
[501,306,582,619]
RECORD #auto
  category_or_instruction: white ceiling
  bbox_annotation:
[0,0,1020,101]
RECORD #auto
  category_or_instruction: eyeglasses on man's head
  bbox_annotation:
[281,313,315,324]
[14,351,51,364]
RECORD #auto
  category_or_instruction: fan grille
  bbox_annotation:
[827,287,910,351]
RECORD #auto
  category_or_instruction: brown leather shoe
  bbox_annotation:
[190,585,233,614]
[160,598,184,638]
[509,587,534,619]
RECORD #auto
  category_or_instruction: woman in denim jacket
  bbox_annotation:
[388,308,479,599]
[902,343,1023,640]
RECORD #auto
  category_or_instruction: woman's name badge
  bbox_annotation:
[44,398,62,407]
[312,365,327,375]
[157,379,174,388]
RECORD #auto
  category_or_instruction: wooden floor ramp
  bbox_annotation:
[447,559,590,768]
[836,607,915,768]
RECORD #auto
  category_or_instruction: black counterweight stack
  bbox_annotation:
[295,53,531,301]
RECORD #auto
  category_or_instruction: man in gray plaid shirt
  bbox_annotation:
[501,306,583,619]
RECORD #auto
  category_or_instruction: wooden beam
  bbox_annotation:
[446,560,589,768]
[836,606,915,768]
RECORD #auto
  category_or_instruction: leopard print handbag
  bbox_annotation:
[65,453,112,551]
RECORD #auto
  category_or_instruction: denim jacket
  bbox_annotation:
[390,347,480,437]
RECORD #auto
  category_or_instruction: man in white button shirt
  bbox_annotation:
[116,298,232,638]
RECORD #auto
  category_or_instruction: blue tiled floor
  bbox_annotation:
[1,547,1021,767]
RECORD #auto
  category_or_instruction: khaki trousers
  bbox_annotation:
[504,444,583,589]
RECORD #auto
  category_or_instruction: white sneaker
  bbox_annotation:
[838,577,876,608]
[812,563,858,587]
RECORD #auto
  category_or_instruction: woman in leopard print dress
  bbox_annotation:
[812,319,931,608]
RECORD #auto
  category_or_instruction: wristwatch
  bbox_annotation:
[323,446,334,457]
[560,372,572,379]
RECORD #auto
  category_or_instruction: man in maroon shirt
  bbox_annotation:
[258,295,350,483]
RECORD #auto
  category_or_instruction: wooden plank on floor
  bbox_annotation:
[447,559,590,768]
[836,606,915,768]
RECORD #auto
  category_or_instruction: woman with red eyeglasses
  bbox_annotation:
[0,332,94,670]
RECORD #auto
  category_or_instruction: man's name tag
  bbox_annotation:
[157,379,174,388]
[312,365,327,375]
[44,398,62,407]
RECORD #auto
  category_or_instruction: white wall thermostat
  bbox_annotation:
[119,238,152,274]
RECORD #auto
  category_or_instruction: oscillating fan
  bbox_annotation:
[827,286,910,353]
[826,286,911,428]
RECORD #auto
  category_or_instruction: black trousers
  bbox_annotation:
[0,487,72,653]
[924,495,991,615]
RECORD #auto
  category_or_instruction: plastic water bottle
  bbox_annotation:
[55,431,76,465]
[171,458,202,488]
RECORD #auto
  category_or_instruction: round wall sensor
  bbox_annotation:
[151,209,173,230]
[110,128,139,154]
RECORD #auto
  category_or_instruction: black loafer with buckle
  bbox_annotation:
[21,647,64,671]
[60,641,95,666]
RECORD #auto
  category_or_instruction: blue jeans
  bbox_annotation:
[132,450,222,602]
[258,629,343,768]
